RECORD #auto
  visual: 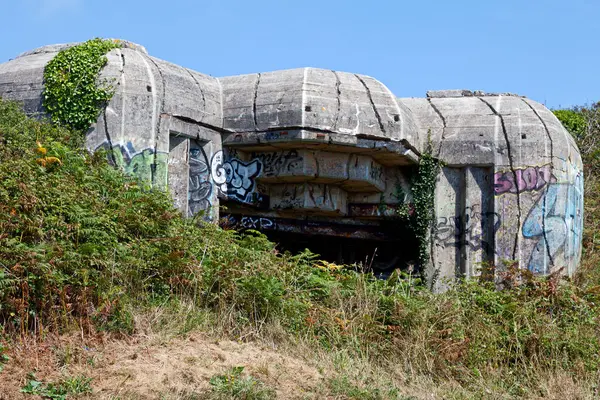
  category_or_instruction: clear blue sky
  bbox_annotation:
[2,0,598,109]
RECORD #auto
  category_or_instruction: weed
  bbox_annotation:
[329,375,412,400]
[0,342,9,372]
[205,366,276,400]
[21,373,92,399]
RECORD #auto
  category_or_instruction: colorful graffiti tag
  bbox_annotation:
[95,141,168,187]
[522,172,583,273]
[494,164,555,195]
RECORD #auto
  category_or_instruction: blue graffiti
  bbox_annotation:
[522,173,583,274]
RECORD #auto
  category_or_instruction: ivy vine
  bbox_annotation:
[396,135,442,278]
[410,144,442,277]
[43,38,121,131]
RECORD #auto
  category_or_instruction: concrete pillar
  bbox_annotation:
[430,167,463,291]
[462,167,495,278]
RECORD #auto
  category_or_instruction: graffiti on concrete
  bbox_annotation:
[96,141,168,187]
[221,214,275,230]
[240,216,275,230]
[307,184,339,210]
[494,164,555,195]
[211,150,262,203]
[188,146,213,217]
[221,214,391,241]
[271,183,345,212]
[522,172,583,274]
[264,131,291,141]
[251,150,303,177]
[435,204,501,253]
[348,203,406,218]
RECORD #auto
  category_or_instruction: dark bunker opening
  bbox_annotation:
[221,213,420,276]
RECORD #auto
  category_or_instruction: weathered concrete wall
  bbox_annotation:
[220,68,419,144]
[402,91,584,283]
[0,42,224,221]
[0,42,584,289]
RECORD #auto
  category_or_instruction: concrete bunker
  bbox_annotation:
[211,68,422,272]
[218,151,422,273]
[0,41,584,290]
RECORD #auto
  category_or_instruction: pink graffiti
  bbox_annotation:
[494,165,556,195]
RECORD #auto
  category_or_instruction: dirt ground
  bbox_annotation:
[0,331,591,400]
[0,332,332,399]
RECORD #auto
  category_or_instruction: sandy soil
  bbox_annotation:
[0,333,326,399]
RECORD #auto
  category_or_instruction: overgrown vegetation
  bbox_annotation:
[328,376,408,400]
[43,38,121,131]
[0,97,600,398]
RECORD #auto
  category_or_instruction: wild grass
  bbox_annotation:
[1,98,600,398]
[21,373,93,399]
[204,366,276,400]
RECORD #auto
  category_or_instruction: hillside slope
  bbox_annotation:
[1,98,600,399]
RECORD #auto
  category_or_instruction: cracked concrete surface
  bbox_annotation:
[479,97,522,261]
[426,98,447,157]
[355,74,386,134]
[252,73,261,131]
